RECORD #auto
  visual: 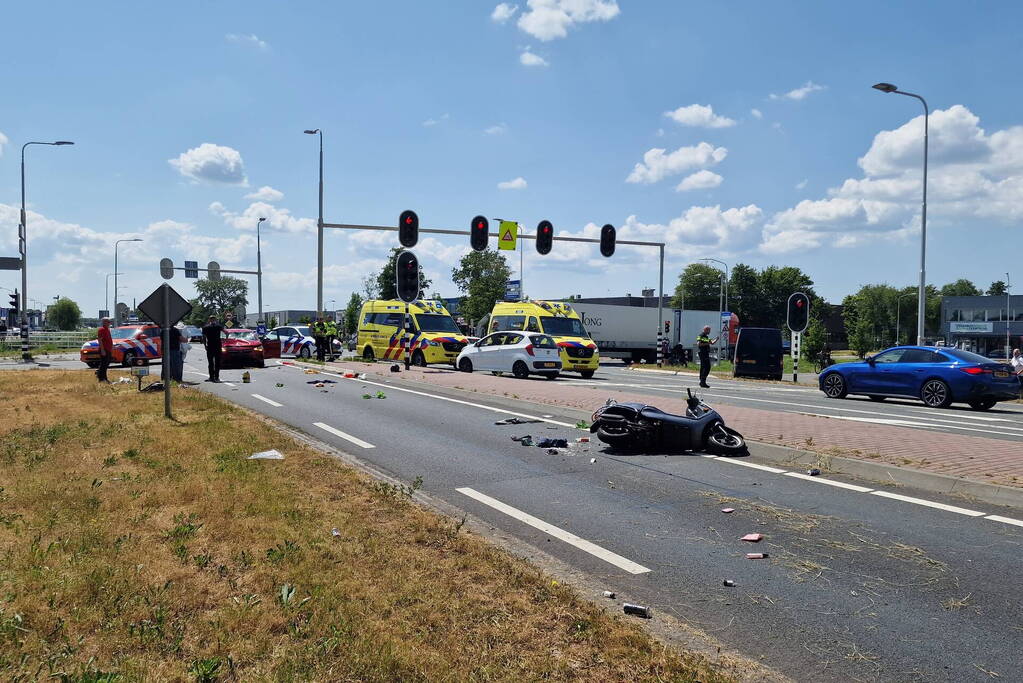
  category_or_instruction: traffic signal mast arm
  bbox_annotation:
[322,222,664,248]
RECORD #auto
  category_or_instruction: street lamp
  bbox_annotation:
[19,140,74,360]
[113,238,143,325]
[256,217,267,323]
[304,128,324,317]
[1006,273,1012,360]
[895,291,916,346]
[873,82,929,345]
[105,272,124,316]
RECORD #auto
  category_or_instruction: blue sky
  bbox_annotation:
[2,1,1021,318]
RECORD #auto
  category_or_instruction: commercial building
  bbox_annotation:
[941,295,1023,356]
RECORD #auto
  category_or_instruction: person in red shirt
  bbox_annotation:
[96,317,114,383]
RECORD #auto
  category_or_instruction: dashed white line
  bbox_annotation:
[313,422,375,449]
[783,471,874,492]
[456,487,651,574]
[251,393,282,408]
[869,490,985,517]
[985,514,1023,528]
[714,458,787,474]
[222,381,236,387]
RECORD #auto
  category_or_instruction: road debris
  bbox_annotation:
[390,364,401,372]
[343,371,357,378]
[741,533,764,543]
[242,371,251,383]
[602,590,616,599]
[576,437,590,443]
[623,603,651,618]
[590,458,596,463]
[315,382,325,388]
[546,448,559,455]
[537,438,568,448]
[494,417,541,425]
[806,468,821,476]
[723,580,736,587]
[362,393,373,399]
[746,552,769,559]
[304,369,319,375]
[376,391,386,399]
[331,527,341,537]
[275,383,284,388]
[519,436,534,447]
[248,449,285,460]
[721,508,735,514]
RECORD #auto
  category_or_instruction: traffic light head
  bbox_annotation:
[536,220,553,255]
[399,210,419,248]
[787,292,810,333]
[470,215,489,252]
[395,250,420,303]
[8,290,17,313]
[664,320,670,334]
[599,224,616,257]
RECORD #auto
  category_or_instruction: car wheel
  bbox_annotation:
[363,346,375,361]
[299,346,312,359]
[580,370,595,379]
[121,351,135,368]
[868,395,886,402]
[545,372,559,380]
[968,399,996,411]
[512,361,530,379]
[411,350,427,367]
[458,357,473,373]
[821,372,847,399]
[920,379,951,408]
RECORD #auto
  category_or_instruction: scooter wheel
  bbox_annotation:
[596,425,639,449]
[706,425,746,455]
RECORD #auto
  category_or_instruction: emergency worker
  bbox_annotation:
[696,325,719,389]
[312,317,328,361]
[202,315,224,382]
[96,317,114,383]
[325,317,338,361]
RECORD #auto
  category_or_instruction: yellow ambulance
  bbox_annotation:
[357,299,469,366]
[488,300,599,378]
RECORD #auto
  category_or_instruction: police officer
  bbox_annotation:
[696,325,719,389]
[202,315,225,382]
[324,317,338,361]
[312,317,328,361]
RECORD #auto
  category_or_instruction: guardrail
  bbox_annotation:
[0,330,94,350]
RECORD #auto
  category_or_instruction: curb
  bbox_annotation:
[291,359,1023,511]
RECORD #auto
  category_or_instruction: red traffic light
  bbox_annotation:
[796,300,803,307]
[536,219,553,255]
[470,215,489,251]
[398,210,419,248]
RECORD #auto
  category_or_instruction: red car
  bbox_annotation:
[221,329,265,368]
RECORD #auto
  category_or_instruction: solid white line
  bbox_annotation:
[985,514,1023,528]
[714,459,787,474]
[313,422,375,449]
[251,393,282,408]
[869,490,985,516]
[793,411,1023,438]
[222,382,236,387]
[456,487,651,574]
[784,471,874,492]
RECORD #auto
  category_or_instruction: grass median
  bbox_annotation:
[0,370,735,681]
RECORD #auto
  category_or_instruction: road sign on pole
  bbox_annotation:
[137,284,192,419]
[498,221,518,251]
[184,260,199,278]
[0,256,22,270]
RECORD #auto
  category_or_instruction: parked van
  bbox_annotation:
[358,299,469,365]
[488,300,599,378]
[733,327,784,380]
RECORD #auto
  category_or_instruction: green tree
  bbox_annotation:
[987,280,1007,296]
[940,279,981,297]
[342,292,363,335]
[376,247,432,300]
[49,297,82,330]
[802,316,827,361]
[671,263,722,310]
[728,263,762,327]
[187,276,248,325]
[267,315,278,328]
[451,249,512,325]
[758,265,823,329]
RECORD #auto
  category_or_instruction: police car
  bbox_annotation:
[80,324,163,367]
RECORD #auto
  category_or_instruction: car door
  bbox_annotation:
[276,327,298,356]
[262,330,282,359]
[901,349,945,395]
[854,349,906,394]
[474,333,504,371]
[498,333,524,372]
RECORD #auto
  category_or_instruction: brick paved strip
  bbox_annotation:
[331,360,1023,490]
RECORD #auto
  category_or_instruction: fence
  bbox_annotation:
[0,330,93,351]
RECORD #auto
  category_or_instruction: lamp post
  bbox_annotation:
[1006,273,1012,360]
[304,129,324,317]
[701,258,729,362]
[873,82,929,345]
[895,291,916,346]
[256,217,266,323]
[19,140,74,360]
[105,272,123,317]
[113,238,143,325]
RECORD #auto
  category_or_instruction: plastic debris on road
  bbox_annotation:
[721,508,735,514]
[362,393,372,399]
[590,458,596,463]
[806,468,821,476]
[741,533,763,543]
[390,364,401,372]
[331,527,341,537]
[623,603,651,618]
[248,449,285,460]
[537,438,568,448]
[746,552,769,559]
[304,369,319,375]
[315,382,325,388]
[115,377,132,384]
[376,391,386,399]
[519,435,534,447]
[494,417,541,425]
[602,590,616,599]
[343,371,357,378]
[723,580,736,587]
[577,437,590,443]
[546,448,559,455]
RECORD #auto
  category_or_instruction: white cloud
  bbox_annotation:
[795,179,807,190]
[664,104,736,129]
[491,3,519,22]
[625,142,727,184]
[169,143,247,185]
[0,131,7,157]
[520,50,549,67]
[422,113,450,127]
[750,108,763,120]
[210,200,316,234]
[675,170,723,192]
[517,0,620,41]
[858,104,987,176]
[244,185,284,202]
[770,81,826,101]
[497,176,528,190]
[225,33,267,50]
[485,123,509,135]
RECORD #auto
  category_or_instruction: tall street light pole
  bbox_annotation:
[700,257,729,362]
[304,129,324,317]
[256,217,266,323]
[105,272,124,316]
[113,238,143,325]
[1006,272,1012,360]
[20,140,74,360]
[873,82,929,345]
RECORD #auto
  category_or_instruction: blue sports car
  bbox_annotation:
[818,346,1020,411]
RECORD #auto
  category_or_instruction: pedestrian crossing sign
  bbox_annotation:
[498,221,518,251]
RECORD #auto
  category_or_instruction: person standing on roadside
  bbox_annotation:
[96,317,114,383]
[696,325,719,389]
[1012,348,1023,391]
[202,315,224,382]
[164,324,185,382]
[312,316,328,362]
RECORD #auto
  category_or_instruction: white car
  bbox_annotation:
[456,332,562,379]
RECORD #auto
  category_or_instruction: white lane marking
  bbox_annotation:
[251,393,282,407]
[714,459,787,474]
[279,361,577,428]
[313,422,375,449]
[784,471,874,492]
[456,487,651,575]
[985,514,1023,528]
[223,382,236,387]
[869,490,985,517]
[793,411,1023,438]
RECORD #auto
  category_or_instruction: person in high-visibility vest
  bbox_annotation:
[696,325,720,389]
[312,317,328,361]
[324,318,338,361]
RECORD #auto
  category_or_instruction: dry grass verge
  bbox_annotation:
[0,370,734,682]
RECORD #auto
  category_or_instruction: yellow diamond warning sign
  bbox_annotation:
[498,220,518,251]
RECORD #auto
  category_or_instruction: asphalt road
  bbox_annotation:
[570,363,1023,445]
[187,358,1023,682]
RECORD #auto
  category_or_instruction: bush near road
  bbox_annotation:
[0,370,734,681]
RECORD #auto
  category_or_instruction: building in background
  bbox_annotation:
[941,295,1023,356]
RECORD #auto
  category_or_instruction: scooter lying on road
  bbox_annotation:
[590,388,747,455]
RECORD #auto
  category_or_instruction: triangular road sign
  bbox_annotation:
[138,283,193,328]
[498,220,518,251]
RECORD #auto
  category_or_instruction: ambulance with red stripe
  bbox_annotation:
[357,299,469,366]
[488,301,598,378]
[80,324,163,368]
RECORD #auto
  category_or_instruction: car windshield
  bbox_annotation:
[227,331,258,341]
[295,326,311,337]
[111,327,140,339]
[540,316,587,338]
[415,313,459,333]
[942,348,993,364]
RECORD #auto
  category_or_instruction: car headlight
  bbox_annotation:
[254,346,263,352]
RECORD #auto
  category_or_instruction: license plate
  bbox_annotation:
[994,371,1009,378]
[230,349,248,353]
[742,359,756,364]
[541,362,556,368]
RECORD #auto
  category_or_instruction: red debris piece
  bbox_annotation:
[741,533,763,542]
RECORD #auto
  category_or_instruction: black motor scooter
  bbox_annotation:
[590,388,746,454]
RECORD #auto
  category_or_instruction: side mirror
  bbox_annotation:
[865,356,875,365]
